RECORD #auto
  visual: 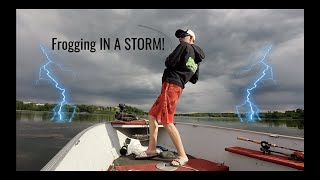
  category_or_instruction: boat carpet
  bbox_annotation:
[108,153,229,171]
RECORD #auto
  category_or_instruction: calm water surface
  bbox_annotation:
[16,110,304,171]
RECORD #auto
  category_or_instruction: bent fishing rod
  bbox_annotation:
[138,25,173,51]
[237,137,303,152]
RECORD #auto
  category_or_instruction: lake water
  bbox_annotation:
[16,110,304,171]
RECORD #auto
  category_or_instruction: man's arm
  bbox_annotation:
[165,43,187,68]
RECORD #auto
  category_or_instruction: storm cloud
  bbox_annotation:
[16,9,304,113]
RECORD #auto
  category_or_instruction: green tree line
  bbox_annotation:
[16,100,146,115]
[16,100,303,119]
[175,109,304,119]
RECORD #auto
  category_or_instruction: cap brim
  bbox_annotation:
[175,29,186,38]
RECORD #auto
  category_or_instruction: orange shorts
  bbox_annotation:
[148,82,183,124]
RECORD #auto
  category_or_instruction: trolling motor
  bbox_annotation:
[115,104,139,121]
[238,137,304,162]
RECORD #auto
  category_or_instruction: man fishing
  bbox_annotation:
[135,29,205,167]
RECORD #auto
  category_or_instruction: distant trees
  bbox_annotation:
[175,113,238,117]
[16,101,56,111]
[260,109,304,119]
[16,100,304,119]
[124,105,146,115]
[175,109,304,119]
[16,100,145,115]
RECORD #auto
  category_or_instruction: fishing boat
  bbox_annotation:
[41,105,304,171]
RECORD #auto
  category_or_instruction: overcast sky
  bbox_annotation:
[16,9,304,113]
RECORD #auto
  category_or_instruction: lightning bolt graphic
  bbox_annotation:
[37,44,76,123]
[236,45,275,122]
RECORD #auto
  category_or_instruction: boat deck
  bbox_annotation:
[108,119,302,171]
[109,119,230,171]
[108,152,229,171]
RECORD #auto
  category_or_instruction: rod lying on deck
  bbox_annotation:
[237,137,304,162]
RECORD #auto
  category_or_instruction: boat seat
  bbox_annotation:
[225,146,304,170]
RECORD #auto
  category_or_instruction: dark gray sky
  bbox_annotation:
[16,9,304,113]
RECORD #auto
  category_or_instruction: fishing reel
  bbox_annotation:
[120,138,131,156]
[260,141,304,162]
[260,141,271,154]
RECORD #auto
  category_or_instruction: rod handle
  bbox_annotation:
[237,137,248,141]
[237,137,261,144]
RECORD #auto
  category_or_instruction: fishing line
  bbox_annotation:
[138,25,173,51]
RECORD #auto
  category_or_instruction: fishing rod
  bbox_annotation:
[137,25,173,51]
[237,137,304,162]
[237,137,303,152]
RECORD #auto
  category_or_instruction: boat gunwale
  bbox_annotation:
[174,122,304,140]
[41,120,303,171]
[40,123,105,171]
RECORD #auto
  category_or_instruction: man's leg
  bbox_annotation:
[163,123,189,165]
[145,115,159,154]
